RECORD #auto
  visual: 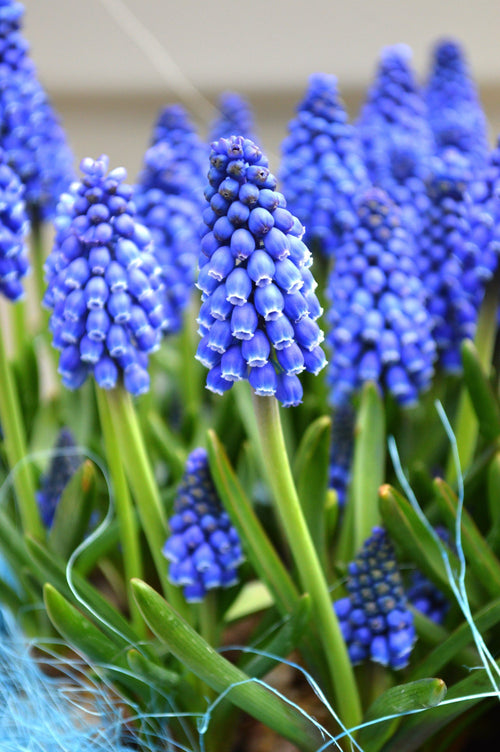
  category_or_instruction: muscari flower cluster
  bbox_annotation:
[329,403,355,508]
[208,91,258,144]
[326,187,436,407]
[0,0,74,220]
[43,155,168,395]
[280,73,369,258]
[196,135,327,407]
[356,44,433,234]
[163,448,243,602]
[135,141,202,334]
[0,146,29,300]
[36,428,83,528]
[334,527,416,669]
[418,150,483,372]
[425,38,489,173]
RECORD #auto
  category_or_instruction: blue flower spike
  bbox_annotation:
[209,91,258,144]
[334,526,417,669]
[196,135,327,407]
[326,187,436,407]
[36,427,83,528]
[329,402,356,508]
[0,146,29,300]
[163,447,243,602]
[280,73,369,258]
[43,155,167,396]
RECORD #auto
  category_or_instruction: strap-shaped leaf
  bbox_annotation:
[357,678,446,752]
[48,460,96,560]
[461,339,500,441]
[132,579,325,752]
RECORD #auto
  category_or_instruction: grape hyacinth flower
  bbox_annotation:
[208,91,258,144]
[280,73,369,258]
[135,141,202,334]
[418,151,482,372]
[43,155,168,396]
[196,135,327,407]
[329,403,355,508]
[334,527,416,669]
[163,448,243,602]
[36,428,83,528]
[356,45,433,234]
[425,39,489,174]
[326,187,436,407]
[0,146,29,300]
[0,0,74,220]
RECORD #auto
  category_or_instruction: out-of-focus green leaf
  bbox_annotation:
[461,339,500,442]
[48,460,96,559]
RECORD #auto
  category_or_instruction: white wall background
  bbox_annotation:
[21,0,500,178]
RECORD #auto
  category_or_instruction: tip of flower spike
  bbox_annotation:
[432,38,465,66]
[380,43,412,64]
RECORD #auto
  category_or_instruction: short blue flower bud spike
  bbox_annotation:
[326,187,436,406]
[43,155,166,396]
[333,526,417,670]
[0,0,75,220]
[36,428,83,528]
[356,45,434,235]
[208,91,258,144]
[163,448,243,603]
[0,147,29,300]
[329,403,356,508]
[425,39,489,174]
[280,73,369,258]
[197,135,327,407]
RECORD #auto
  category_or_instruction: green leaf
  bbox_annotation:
[240,594,312,680]
[461,339,500,442]
[433,478,500,599]
[358,678,447,752]
[206,429,299,615]
[487,452,500,553]
[338,382,385,561]
[293,415,331,565]
[131,579,324,752]
[48,460,96,559]
[378,484,480,609]
[44,583,143,696]
[224,580,274,622]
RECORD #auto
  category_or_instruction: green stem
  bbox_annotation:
[0,317,44,539]
[251,393,362,731]
[31,219,48,323]
[446,274,499,484]
[104,386,189,621]
[11,300,27,359]
[178,296,203,436]
[96,387,145,636]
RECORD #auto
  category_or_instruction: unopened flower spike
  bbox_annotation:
[208,91,258,144]
[36,427,83,528]
[357,44,433,233]
[334,526,417,669]
[280,73,369,258]
[418,150,482,372]
[0,0,74,220]
[43,155,168,396]
[326,187,436,407]
[468,136,500,286]
[135,141,203,334]
[425,38,489,174]
[0,146,29,300]
[196,135,327,407]
[329,402,355,508]
[163,447,243,603]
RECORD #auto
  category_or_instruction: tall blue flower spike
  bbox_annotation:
[357,44,433,234]
[135,141,203,334]
[326,187,436,407]
[149,103,207,206]
[0,0,75,220]
[329,403,355,508]
[280,73,369,258]
[407,527,451,625]
[0,146,29,300]
[196,135,327,407]
[334,526,417,669]
[418,150,482,372]
[43,155,168,396]
[469,136,500,287]
[163,447,243,603]
[36,427,83,528]
[425,39,489,174]
[208,91,258,144]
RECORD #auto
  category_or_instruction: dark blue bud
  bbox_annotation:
[213,216,234,242]
[272,207,295,233]
[258,189,281,211]
[248,207,274,236]
[238,183,260,206]
[227,200,250,226]
[219,177,240,201]
[230,227,255,259]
